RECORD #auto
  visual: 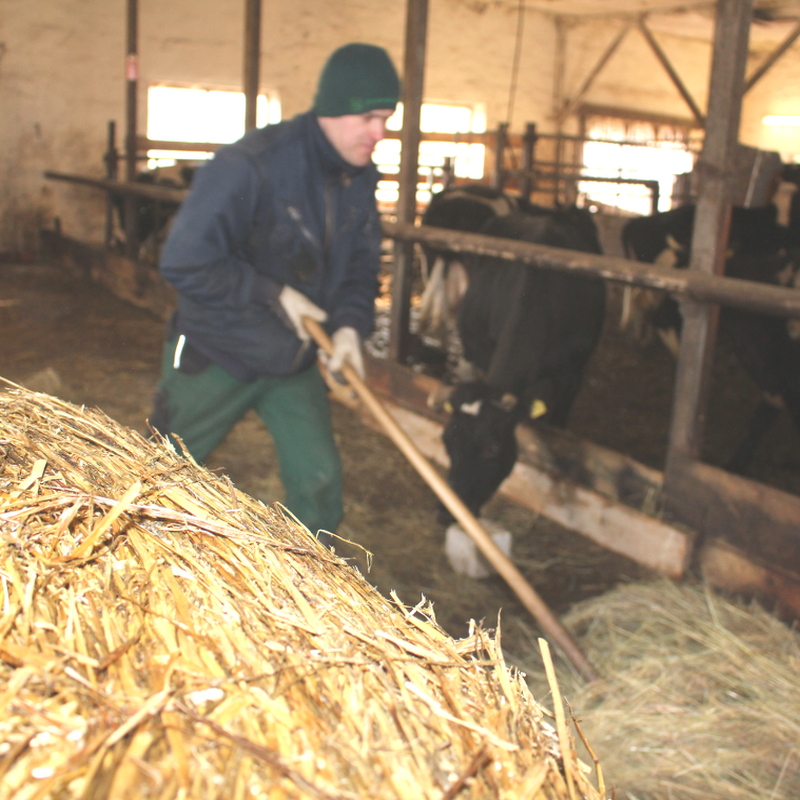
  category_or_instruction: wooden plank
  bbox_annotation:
[372,401,691,579]
[514,424,663,511]
[700,538,800,620]
[638,19,705,126]
[744,19,800,93]
[664,456,800,568]
[500,456,690,580]
[556,21,632,126]
[45,171,188,204]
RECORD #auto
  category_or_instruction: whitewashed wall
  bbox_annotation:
[3,0,800,256]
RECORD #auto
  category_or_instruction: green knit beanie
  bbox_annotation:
[313,43,400,117]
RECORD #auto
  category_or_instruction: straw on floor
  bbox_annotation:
[560,580,800,800]
[0,384,603,800]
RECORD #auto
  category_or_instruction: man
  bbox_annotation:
[149,43,400,546]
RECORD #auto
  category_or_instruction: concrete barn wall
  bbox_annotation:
[2,1,800,257]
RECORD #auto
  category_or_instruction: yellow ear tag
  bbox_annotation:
[444,401,453,414]
[530,399,547,419]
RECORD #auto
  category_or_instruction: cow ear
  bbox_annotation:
[427,385,455,413]
[499,393,518,412]
[530,398,548,419]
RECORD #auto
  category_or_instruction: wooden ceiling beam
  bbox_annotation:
[744,18,800,92]
[638,17,706,126]
[556,20,632,126]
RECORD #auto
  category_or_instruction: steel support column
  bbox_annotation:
[390,0,428,363]
[244,0,261,131]
[124,0,139,260]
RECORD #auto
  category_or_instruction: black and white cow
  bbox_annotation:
[619,202,800,472]
[437,209,607,522]
[416,184,518,347]
[620,202,786,352]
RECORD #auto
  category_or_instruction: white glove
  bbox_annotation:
[278,284,327,341]
[327,326,364,379]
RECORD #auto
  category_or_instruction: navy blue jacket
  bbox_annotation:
[159,112,382,380]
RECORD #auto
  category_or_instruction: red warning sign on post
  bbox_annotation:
[126,54,139,81]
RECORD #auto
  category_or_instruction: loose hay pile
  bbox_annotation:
[0,385,602,799]
[561,581,800,800]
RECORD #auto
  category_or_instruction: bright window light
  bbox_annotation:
[580,116,697,215]
[373,102,487,209]
[146,86,281,166]
[763,116,800,127]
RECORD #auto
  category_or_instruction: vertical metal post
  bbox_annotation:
[494,122,508,191]
[104,120,119,248]
[244,0,261,131]
[553,17,567,206]
[389,0,428,363]
[520,122,537,201]
[124,0,139,259]
[664,0,752,482]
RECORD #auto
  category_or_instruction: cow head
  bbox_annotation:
[438,381,520,524]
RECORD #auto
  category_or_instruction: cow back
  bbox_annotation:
[458,211,606,427]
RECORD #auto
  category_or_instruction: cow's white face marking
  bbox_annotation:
[654,236,683,269]
[445,260,469,315]
[459,399,483,416]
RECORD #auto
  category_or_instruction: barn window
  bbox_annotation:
[146,86,282,167]
[578,111,700,215]
[372,102,487,210]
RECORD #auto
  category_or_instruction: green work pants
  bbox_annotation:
[152,338,343,541]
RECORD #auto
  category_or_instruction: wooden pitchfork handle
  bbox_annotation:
[304,317,598,683]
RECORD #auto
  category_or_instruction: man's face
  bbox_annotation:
[317,109,394,167]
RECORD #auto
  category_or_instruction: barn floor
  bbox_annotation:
[2,257,800,684]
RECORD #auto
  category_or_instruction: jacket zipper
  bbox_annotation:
[287,205,321,253]
[323,179,334,262]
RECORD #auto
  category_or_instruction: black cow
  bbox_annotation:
[619,202,800,472]
[439,209,606,522]
[715,250,800,472]
[114,167,194,261]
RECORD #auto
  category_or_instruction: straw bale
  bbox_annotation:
[0,385,603,800]
[561,580,800,800]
